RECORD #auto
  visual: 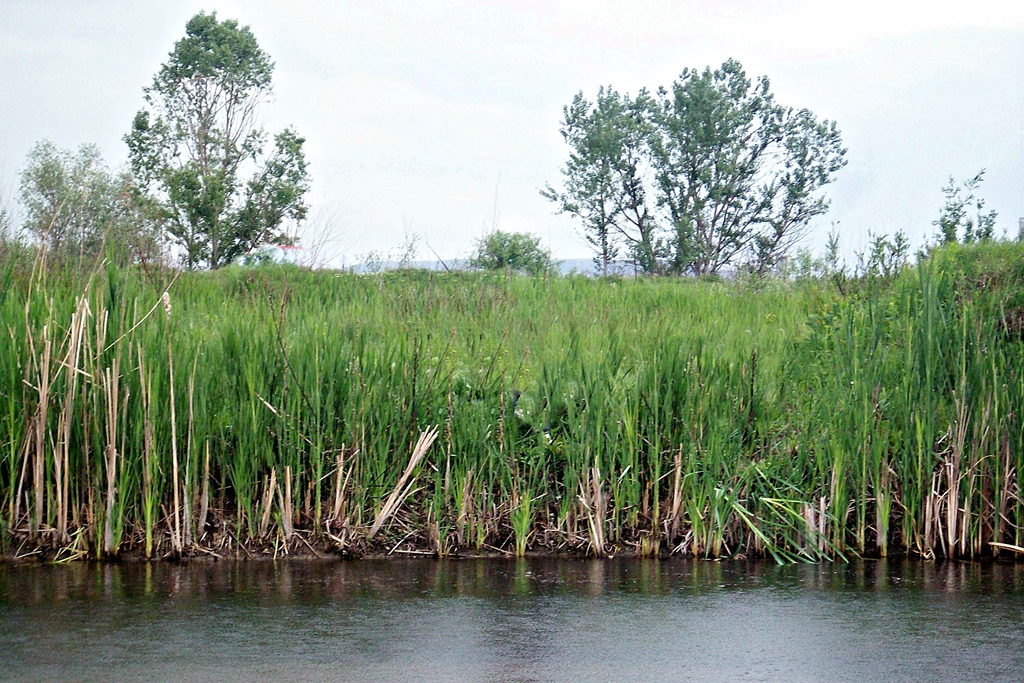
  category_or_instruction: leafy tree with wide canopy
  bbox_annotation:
[126,11,309,269]
[546,60,847,276]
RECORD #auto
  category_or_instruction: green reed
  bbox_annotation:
[1,242,1023,562]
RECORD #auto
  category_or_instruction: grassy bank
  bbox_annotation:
[2,243,1023,563]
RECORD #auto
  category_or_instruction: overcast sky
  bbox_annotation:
[2,0,1022,267]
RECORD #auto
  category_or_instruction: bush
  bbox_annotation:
[470,230,554,275]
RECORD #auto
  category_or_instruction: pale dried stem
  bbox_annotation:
[166,320,181,553]
[368,427,439,539]
[197,441,210,537]
[54,296,90,542]
[259,469,277,538]
[279,465,294,540]
[32,327,51,537]
[668,445,683,541]
[138,344,156,557]
[102,360,120,555]
[579,467,606,557]
[183,366,196,549]
[946,397,968,555]
[330,446,354,523]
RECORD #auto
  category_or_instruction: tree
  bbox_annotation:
[750,109,849,276]
[18,140,155,264]
[125,11,309,269]
[542,88,658,275]
[610,90,662,274]
[934,170,997,244]
[650,59,846,276]
[546,60,847,277]
[20,141,107,257]
[470,230,553,275]
[861,230,910,279]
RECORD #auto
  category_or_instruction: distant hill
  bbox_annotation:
[346,258,639,276]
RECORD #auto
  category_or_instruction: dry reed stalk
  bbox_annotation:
[368,427,439,539]
[12,426,32,531]
[165,292,181,553]
[456,469,474,544]
[990,541,1024,555]
[996,436,1013,555]
[54,295,90,542]
[579,467,606,556]
[818,496,827,553]
[94,307,111,550]
[259,469,277,538]
[947,398,968,555]
[183,366,197,549]
[331,447,345,522]
[197,441,210,537]
[279,465,294,540]
[668,445,683,541]
[924,469,939,558]
[102,361,119,554]
[969,399,992,557]
[31,326,52,537]
[101,276,180,353]
[138,345,156,557]
[330,447,353,523]
[803,502,817,552]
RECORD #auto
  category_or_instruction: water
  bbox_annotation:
[2,558,1024,682]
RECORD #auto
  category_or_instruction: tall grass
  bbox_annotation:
[1,242,1023,562]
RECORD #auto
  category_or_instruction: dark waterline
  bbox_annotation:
[2,559,1024,682]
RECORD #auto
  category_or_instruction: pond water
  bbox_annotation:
[2,558,1024,681]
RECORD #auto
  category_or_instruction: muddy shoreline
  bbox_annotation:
[1,533,663,564]
[7,529,1014,565]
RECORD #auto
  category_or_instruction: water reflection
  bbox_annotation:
[2,558,1024,682]
[5,557,1024,605]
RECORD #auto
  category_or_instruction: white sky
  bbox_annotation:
[2,0,1022,267]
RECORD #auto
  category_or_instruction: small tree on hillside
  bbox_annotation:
[126,11,310,269]
[20,141,110,257]
[470,230,553,275]
[19,140,158,264]
[934,170,997,244]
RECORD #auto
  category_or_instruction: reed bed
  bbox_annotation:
[1,242,1023,563]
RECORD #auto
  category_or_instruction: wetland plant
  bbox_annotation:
[1,243,1023,563]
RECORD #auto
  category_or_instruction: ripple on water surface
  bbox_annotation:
[2,558,1024,682]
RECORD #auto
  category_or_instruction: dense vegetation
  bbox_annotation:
[2,241,1022,563]
[543,60,847,277]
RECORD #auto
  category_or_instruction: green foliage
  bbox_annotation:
[546,59,847,276]
[469,230,553,275]
[653,60,846,276]
[18,141,157,264]
[125,11,309,270]
[934,170,997,244]
[860,230,910,279]
[542,87,656,275]
[2,242,1024,562]
[0,197,11,241]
